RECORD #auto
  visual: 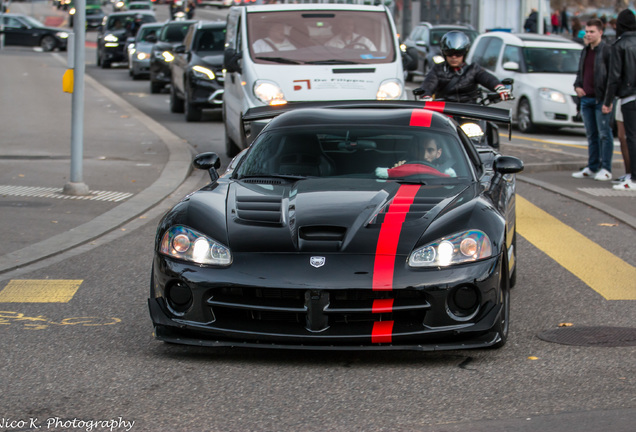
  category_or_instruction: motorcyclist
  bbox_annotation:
[413,31,511,103]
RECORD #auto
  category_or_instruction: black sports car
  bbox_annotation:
[148,101,524,351]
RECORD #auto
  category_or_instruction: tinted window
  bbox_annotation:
[195,28,226,52]
[478,37,503,71]
[160,22,193,43]
[522,47,580,73]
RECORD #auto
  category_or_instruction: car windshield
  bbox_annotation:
[86,9,103,16]
[430,29,478,46]
[247,10,396,65]
[106,14,154,30]
[160,22,192,42]
[138,25,159,41]
[522,47,580,73]
[195,27,226,52]
[235,126,471,182]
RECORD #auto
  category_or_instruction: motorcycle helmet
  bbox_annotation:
[440,31,471,58]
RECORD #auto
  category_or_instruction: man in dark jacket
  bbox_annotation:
[572,18,614,181]
[602,9,636,190]
[413,31,510,104]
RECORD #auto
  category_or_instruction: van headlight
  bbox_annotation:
[377,79,402,100]
[254,80,287,105]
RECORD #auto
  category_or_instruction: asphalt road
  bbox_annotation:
[0,3,634,432]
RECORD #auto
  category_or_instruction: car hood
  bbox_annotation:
[519,72,577,94]
[198,53,224,66]
[185,178,475,254]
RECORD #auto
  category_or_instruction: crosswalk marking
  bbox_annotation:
[0,185,132,202]
[517,196,636,300]
[0,280,83,303]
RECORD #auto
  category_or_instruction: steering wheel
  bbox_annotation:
[387,161,446,178]
[345,42,369,50]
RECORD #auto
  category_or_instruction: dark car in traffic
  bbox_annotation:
[0,13,70,51]
[169,21,226,121]
[96,10,157,68]
[402,22,478,81]
[149,19,197,93]
[148,100,524,351]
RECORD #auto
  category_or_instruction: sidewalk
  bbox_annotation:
[0,48,193,274]
[0,47,633,276]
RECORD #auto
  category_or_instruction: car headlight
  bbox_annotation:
[55,31,69,39]
[136,52,149,60]
[409,230,493,268]
[69,7,76,14]
[377,79,402,100]
[104,33,118,42]
[162,51,175,62]
[115,0,124,7]
[539,88,566,104]
[433,55,445,64]
[254,80,287,105]
[192,65,215,80]
[400,43,407,53]
[160,226,232,266]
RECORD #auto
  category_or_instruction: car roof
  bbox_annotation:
[476,32,581,48]
[241,3,387,12]
[416,22,475,30]
[162,19,197,27]
[195,20,226,30]
[108,10,155,16]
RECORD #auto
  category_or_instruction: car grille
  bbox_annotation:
[206,287,431,332]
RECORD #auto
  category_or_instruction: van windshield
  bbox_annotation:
[247,10,396,65]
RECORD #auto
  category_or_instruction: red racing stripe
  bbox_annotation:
[423,101,446,113]
[372,321,394,343]
[372,185,421,291]
[409,109,433,127]
[372,299,394,314]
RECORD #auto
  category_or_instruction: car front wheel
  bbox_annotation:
[40,35,57,52]
[517,99,536,133]
[185,83,202,122]
[170,85,185,113]
[491,255,510,349]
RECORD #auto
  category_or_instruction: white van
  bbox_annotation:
[222,3,408,156]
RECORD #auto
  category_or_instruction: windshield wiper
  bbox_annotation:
[239,174,307,181]
[305,59,361,65]
[255,57,302,65]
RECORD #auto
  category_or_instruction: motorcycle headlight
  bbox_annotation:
[539,88,566,104]
[162,51,175,62]
[460,122,484,138]
[160,226,232,266]
[104,33,119,42]
[433,55,445,64]
[254,80,287,105]
[409,230,493,268]
[377,79,402,100]
[192,65,215,80]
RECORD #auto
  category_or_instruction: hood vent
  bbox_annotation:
[240,178,284,185]
[236,195,283,224]
[299,226,346,242]
[372,196,441,225]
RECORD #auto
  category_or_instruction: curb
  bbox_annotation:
[0,65,194,274]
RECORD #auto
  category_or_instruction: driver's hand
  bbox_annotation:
[495,84,512,101]
[375,167,389,179]
[412,88,426,96]
[392,160,406,168]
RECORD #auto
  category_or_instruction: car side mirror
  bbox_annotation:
[502,61,519,71]
[174,44,186,54]
[193,152,221,181]
[224,48,242,73]
[493,156,524,175]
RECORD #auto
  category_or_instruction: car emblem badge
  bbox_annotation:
[310,257,326,268]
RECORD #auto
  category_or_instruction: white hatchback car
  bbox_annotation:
[466,32,583,133]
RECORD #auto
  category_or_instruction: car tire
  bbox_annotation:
[517,99,536,133]
[150,79,162,94]
[96,49,102,67]
[40,35,57,52]
[170,85,185,113]
[491,254,510,349]
[185,84,202,122]
[509,233,517,288]
[101,58,111,69]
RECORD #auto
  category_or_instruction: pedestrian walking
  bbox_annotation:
[561,7,570,34]
[612,99,632,184]
[572,18,614,181]
[603,9,636,190]
[551,10,561,34]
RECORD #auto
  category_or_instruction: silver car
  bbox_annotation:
[127,22,162,79]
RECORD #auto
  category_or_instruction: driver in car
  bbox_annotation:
[326,17,377,51]
[375,137,456,178]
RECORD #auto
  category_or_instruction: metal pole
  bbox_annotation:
[64,0,89,195]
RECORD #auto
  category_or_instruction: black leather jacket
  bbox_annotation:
[604,31,636,106]
[573,40,611,103]
[415,62,501,103]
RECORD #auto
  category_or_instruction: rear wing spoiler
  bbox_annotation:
[242,100,512,138]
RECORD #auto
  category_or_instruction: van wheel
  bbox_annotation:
[517,99,536,133]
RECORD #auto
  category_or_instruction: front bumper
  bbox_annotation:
[189,77,224,107]
[148,253,506,351]
[102,44,126,63]
[150,60,171,84]
[526,96,584,128]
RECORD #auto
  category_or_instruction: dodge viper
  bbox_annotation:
[148,100,524,351]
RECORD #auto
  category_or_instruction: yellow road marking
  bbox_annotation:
[502,133,623,155]
[0,280,83,303]
[517,196,636,300]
